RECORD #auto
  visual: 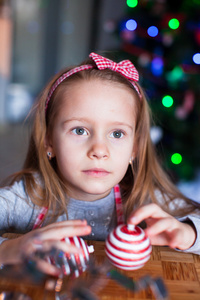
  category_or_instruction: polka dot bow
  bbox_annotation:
[89,52,139,82]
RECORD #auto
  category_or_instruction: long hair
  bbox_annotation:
[3,55,199,222]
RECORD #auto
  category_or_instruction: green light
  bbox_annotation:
[171,153,182,165]
[168,18,180,30]
[127,0,138,8]
[162,95,174,108]
[169,66,184,82]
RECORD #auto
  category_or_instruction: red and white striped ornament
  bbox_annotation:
[105,224,152,270]
[50,236,94,278]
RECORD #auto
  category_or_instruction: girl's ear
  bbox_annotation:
[44,134,55,158]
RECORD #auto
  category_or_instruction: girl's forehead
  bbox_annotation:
[61,78,136,100]
[60,79,136,107]
[54,79,137,125]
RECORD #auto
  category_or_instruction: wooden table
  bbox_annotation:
[0,241,200,300]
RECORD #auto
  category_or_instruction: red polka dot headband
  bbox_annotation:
[45,52,141,112]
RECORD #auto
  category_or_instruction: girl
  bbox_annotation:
[0,52,199,275]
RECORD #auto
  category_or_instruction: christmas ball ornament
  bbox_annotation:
[50,236,94,278]
[105,224,152,270]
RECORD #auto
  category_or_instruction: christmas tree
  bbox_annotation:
[112,0,200,182]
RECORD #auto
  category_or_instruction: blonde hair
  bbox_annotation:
[4,56,199,222]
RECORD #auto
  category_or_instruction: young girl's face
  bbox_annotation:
[46,79,137,201]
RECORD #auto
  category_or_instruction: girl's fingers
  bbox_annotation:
[34,223,91,241]
[19,221,91,258]
[4,220,91,266]
[144,217,176,236]
[39,225,91,241]
[128,203,168,225]
[127,204,197,250]
[38,219,88,232]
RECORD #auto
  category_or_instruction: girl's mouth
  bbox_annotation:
[82,168,110,177]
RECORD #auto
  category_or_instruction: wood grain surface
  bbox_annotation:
[0,240,199,299]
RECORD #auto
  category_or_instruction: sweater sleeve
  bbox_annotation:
[0,180,39,244]
[178,215,200,255]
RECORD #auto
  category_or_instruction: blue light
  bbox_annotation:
[147,26,159,37]
[151,57,164,76]
[125,19,137,31]
[193,53,200,64]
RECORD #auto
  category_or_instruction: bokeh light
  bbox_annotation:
[125,19,137,31]
[151,57,164,76]
[169,66,184,81]
[193,53,200,64]
[126,0,138,7]
[171,153,182,164]
[147,26,159,37]
[168,18,180,30]
[162,95,174,107]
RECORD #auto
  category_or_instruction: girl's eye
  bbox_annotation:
[72,127,87,135]
[111,130,124,139]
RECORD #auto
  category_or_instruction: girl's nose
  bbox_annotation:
[87,141,109,160]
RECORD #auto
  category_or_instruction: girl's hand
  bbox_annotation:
[0,219,91,276]
[128,203,197,250]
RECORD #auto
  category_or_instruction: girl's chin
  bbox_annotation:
[68,185,113,201]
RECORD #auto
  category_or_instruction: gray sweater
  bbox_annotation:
[0,179,200,254]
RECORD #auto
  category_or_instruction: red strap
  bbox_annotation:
[32,206,48,229]
[114,185,125,225]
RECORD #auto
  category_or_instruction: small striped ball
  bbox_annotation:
[105,224,152,270]
[50,236,93,278]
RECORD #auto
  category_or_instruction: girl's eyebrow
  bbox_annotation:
[111,121,134,131]
[62,117,90,126]
[63,118,134,131]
